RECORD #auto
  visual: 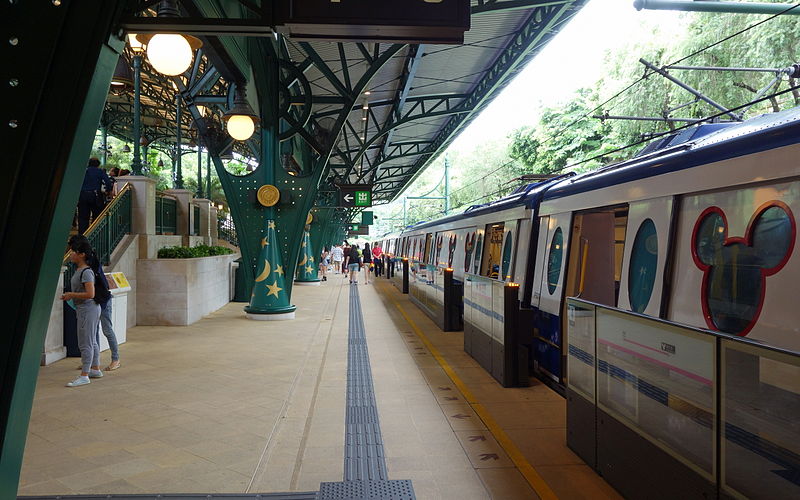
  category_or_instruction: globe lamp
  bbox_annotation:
[223,86,259,141]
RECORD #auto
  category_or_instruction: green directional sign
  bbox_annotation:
[338,184,373,208]
[355,190,371,206]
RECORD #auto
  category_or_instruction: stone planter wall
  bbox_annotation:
[136,253,239,326]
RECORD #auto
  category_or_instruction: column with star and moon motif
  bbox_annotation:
[244,218,297,319]
[295,212,321,284]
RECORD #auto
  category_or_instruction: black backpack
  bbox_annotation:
[80,267,112,304]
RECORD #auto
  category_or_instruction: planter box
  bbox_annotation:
[136,253,239,326]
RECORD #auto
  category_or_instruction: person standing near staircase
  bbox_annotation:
[77,158,114,234]
[69,235,121,371]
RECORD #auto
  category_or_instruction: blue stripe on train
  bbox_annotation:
[569,343,800,486]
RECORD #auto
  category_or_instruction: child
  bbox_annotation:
[61,239,103,387]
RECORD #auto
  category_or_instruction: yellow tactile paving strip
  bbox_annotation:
[369,278,623,500]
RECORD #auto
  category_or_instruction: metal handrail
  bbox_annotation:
[63,183,132,263]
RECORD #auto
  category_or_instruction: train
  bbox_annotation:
[374,106,800,391]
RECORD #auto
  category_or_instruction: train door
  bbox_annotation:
[563,206,627,307]
[472,227,485,275]
[531,212,573,383]
[481,223,505,279]
[617,197,674,316]
[500,220,519,282]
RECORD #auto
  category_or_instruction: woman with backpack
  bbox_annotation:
[61,239,105,387]
[348,243,362,284]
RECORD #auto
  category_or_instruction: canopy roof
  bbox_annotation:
[106,0,588,205]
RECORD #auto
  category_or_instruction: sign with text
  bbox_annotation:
[348,224,370,236]
[338,184,373,208]
[361,211,374,225]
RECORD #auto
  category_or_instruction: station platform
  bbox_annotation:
[18,275,620,499]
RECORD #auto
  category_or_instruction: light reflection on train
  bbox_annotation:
[375,108,800,394]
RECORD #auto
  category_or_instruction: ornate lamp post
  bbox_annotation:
[127,34,145,175]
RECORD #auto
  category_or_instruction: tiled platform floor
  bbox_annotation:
[18,274,620,499]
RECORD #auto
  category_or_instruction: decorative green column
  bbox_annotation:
[244,219,296,319]
[294,223,320,285]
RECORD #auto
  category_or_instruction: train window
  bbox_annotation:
[501,232,513,280]
[547,227,563,294]
[464,232,476,272]
[481,223,505,278]
[628,218,658,313]
[423,234,433,263]
[473,234,483,274]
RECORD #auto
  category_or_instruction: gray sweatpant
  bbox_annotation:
[76,301,101,373]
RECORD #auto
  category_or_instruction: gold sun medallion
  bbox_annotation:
[257,185,280,207]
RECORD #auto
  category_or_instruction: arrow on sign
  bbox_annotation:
[468,435,486,442]
[451,413,470,420]
[343,193,353,202]
[479,453,499,461]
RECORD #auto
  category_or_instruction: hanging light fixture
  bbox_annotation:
[127,33,144,53]
[122,144,132,153]
[136,1,202,76]
[223,85,259,141]
[158,158,164,168]
[110,57,133,89]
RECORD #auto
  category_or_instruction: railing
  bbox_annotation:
[63,183,132,290]
[155,192,177,235]
[218,215,238,247]
[566,297,800,499]
[192,204,200,236]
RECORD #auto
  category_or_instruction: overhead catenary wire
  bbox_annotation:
[530,3,800,154]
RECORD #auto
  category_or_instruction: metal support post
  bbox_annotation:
[196,143,203,198]
[634,0,800,16]
[131,54,143,175]
[101,126,108,165]
[175,95,184,188]
[206,148,211,201]
[444,154,450,215]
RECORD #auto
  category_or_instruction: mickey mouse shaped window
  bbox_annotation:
[692,202,795,335]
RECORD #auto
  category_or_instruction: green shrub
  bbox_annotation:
[158,244,234,259]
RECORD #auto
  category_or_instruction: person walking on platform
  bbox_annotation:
[362,243,372,285]
[319,247,329,281]
[77,158,114,234]
[372,242,384,277]
[331,244,344,274]
[342,241,352,278]
[69,235,121,371]
[61,239,104,387]
[348,244,362,284]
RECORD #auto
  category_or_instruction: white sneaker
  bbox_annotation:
[66,376,90,387]
[89,369,103,378]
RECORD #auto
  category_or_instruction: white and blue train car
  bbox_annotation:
[530,109,800,387]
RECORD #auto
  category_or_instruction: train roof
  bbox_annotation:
[544,106,800,201]
[399,174,574,232]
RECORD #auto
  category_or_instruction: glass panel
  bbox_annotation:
[628,218,658,313]
[722,341,800,499]
[492,280,504,344]
[473,234,483,275]
[501,232,513,281]
[547,227,563,295]
[567,299,596,401]
[464,231,476,273]
[596,308,715,477]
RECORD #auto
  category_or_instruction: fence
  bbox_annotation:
[192,204,200,236]
[566,297,800,499]
[218,215,238,247]
[63,183,132,289]
[155,192,177,235]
